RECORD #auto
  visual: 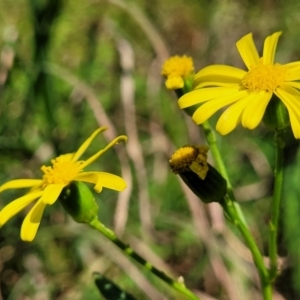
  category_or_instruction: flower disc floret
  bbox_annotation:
[41,155,83,187]
[161,55,194,78]
[242,59,288,92]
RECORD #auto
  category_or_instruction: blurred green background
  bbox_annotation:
[1,0,300,299]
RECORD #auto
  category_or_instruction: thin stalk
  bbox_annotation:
[90,219,200,300]
[201,121,234,198]
[201,121,247,225]
[221,195,272,300]
[182,93,247,225]
[268,130,285,281]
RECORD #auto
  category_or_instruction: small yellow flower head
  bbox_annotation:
[169,145,209,179]
[161,55,194,90]
[169,145,227,203]
[0,127,127,242]
[178,31,300,138]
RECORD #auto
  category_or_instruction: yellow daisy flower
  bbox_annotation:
[0,127,127,241]
[178,31,300,138]
[161,55,194,90]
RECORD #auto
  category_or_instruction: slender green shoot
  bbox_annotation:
[89,219,200,300]
[268,129,285,281]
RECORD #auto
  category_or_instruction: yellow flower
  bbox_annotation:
[178,32,300,138]
[0,127,127,241]
[161,55,194,90]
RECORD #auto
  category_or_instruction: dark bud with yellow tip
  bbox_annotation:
[59,181,99,224]
[169,145,227,203]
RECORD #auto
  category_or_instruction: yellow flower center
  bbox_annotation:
[169,145,209,179]
[161,55,194,78]
[41,154,83,187]
[242,58,288,92]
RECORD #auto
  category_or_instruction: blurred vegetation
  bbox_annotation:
[1,0,300,299]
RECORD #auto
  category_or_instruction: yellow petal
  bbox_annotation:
[72,127,108,162]
[236,33,260,69]
[192,90,248,124]
[262,32,282,64]
[216,96,252,135]
[40,184,65,205]
[21,199,47,242]
[275,86,300,138]
[74,172,103,192]
[195,81,239,88]
[285,61,300,69]
[285,81,300,90]
[94,172,127,191]
[194,65,246,88]
[178,87,239,108]
[285,62,300,81]
[194,81,241,90]
[0,179,42,193]
[80,135,127,169]
[0,191,43,226]
[75,172,127,193]
[241,91,272,129]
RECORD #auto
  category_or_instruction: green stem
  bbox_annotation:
[201,121,247,225]
[221,195,272,300]
[89,219,200,300]
[201,119,272,298]
[268,130,285,281]
[183,92,248,228]
[201,121,234,197]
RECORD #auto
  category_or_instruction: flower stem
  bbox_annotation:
[268,129,285,281]
[194,119,270,294]
[221,195,272,300]
[89,219,200,300]
[201,121,234,196]
[201,121,247,225]
[202,121,272,298]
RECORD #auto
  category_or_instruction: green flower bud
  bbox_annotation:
[169,145,227,203]
[59,181,99,224]
[263,95,290,131]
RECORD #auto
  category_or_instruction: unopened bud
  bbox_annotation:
[59,181,99,224]
[169,145,227,203]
